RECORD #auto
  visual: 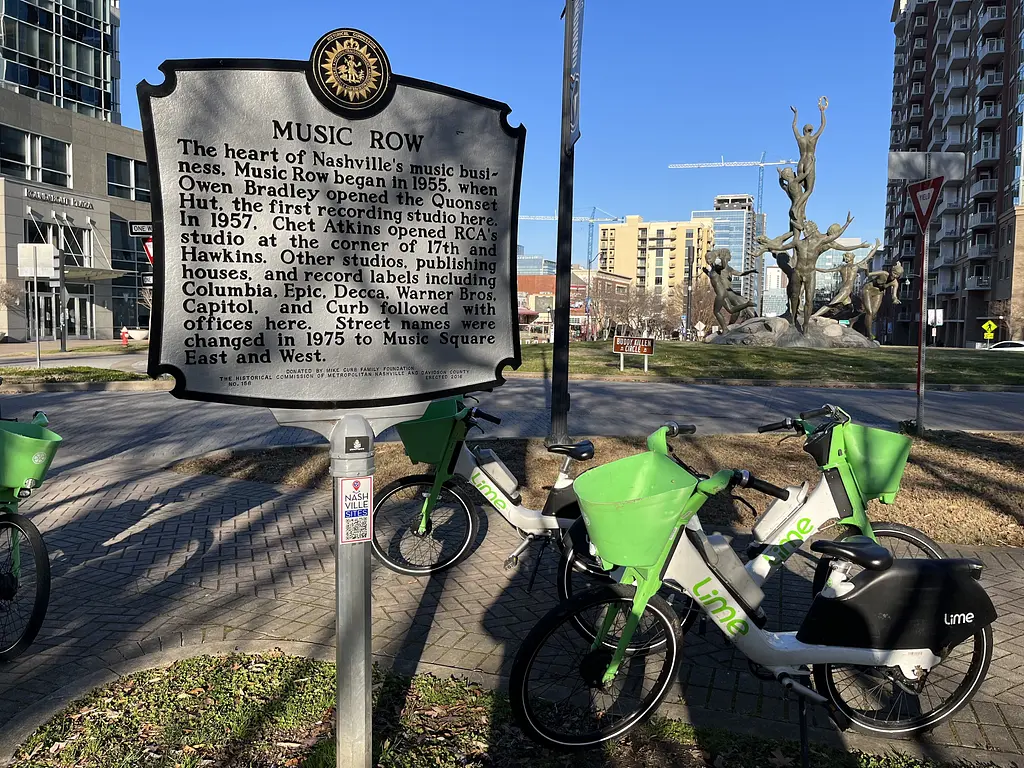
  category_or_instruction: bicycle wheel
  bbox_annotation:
[556,518,699,645]
[0,513,50,663]
[812,522,945,595]
[370,475,478,576]
[510,583,682,750]
[814,625,992,736]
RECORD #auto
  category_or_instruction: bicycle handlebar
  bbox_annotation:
[664,421,697,437]
[733,470,790,501]
[472,408,501,425]
[757,418,796,433]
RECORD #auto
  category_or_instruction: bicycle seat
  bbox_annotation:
[546,440,595,462]
[811,536,893,571]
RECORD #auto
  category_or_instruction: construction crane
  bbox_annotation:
[519,208,622,271]
[668,151,798,215]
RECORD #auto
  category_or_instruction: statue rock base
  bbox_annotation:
[707,316,879,349]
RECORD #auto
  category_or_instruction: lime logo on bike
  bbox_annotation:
[692,577,749,636]
[31,452,47,465]
[469,468,507,510]
[760,517,813,564]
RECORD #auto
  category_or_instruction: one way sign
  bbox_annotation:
[908,177,944,229]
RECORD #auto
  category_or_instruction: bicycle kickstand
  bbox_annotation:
[525,537,551,594]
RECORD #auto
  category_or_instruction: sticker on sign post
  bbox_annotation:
[341,476,373,544]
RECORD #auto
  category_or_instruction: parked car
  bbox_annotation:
[988,340,1024,351]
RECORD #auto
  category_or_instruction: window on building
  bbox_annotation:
[107,154,150,201]
[23,219,92,267]
[0,123,70,187]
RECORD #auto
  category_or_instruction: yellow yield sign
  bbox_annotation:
[983,320,998,340]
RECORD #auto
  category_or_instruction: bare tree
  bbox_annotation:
[139,288,154,331]
[990,298,1024,341]
[0,282,25,317]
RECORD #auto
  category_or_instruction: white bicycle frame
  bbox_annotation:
[452,444,579,534]
[743,471,848,586]
[661,521,942,681]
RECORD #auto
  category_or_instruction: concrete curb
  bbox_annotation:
[505,372,1024,392]
[2,638,1020,767]
[0,380,172,393]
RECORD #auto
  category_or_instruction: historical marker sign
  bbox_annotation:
[139,29,525,409]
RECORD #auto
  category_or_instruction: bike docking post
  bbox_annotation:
[330,414,375,768]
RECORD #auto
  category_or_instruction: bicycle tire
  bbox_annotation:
[0,512,50,663]
[811,521,945,596]
[510,583,682,750]
[556,518,699,643]
[815,625,992,736]
[370,475,479,576]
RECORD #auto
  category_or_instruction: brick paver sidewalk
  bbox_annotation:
[2,464,1024,761]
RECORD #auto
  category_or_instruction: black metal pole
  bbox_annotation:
[549,2,580,445]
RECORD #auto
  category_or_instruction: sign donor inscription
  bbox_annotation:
[139,29,525,408]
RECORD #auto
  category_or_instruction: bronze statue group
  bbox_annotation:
[704,98,903,340]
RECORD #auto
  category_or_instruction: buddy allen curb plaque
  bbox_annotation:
[139,29,525,409]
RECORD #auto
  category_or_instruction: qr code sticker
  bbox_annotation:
[345,515,369,541]
[341,477,373,543]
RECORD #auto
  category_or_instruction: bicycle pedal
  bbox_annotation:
[503,556,519,570]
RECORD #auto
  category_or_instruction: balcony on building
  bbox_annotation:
[931,82,947,104]
[970,177,999,199]
[937,282,960,294]
[966,274,992,290]
[947,72,969,96]
[943,131,966,152]
[967,242,997,259]
[934,195,963,218]
[939,250,958,267]
[895,53,909,70]
[930,130,947,150]
[975,103,1002,127]
[913,36,927,53]
[912,59,928,78]
[904,220,922,236]
[893,90,908,106]
[950,15,971,39]
[943,104,968,130]
[937,225,962,242]
[972,144,1000,166]
[910,82,927,100]
[978,37,1005,64]
[977,71,1004,96]
[909,104,925,121]
[968,210,997,229]
[979,6,1007,33]
[934,31,951,53]
[947,43,970,71]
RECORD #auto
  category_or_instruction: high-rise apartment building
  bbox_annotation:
[598,215,715,298]
[762,265,788,317]
[884,0,1023,346]
[1,0,153,342]
[691,194,765,307]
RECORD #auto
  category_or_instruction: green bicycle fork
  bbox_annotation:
[594,567,662,685]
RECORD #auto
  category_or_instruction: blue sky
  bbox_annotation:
[121,1,895,265]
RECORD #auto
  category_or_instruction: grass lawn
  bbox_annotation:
[516,342,1024,386]
[10,652,986,768]
[0,342,149,358]
[0,366,148,383]
[172,430,1024,547]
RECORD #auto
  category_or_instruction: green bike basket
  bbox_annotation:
[395,398,464,465]
[573,452,698,568]
[0,421,62,491]
[841,424,911,504]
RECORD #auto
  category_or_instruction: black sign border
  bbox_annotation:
[138,58,524,410]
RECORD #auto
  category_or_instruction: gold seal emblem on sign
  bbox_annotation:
[310,29,391,111]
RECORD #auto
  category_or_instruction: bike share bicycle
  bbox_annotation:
[556,405,944,635]
[0,383,62,662]
[371,396,616,581]
[509,420,995,765]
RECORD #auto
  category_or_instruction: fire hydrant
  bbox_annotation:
[120,327,130,347]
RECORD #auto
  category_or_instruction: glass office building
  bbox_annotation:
[691,194,763,305]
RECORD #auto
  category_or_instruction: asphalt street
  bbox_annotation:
[1,379,1021,472]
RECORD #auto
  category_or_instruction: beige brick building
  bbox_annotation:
[598,215,715,294]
